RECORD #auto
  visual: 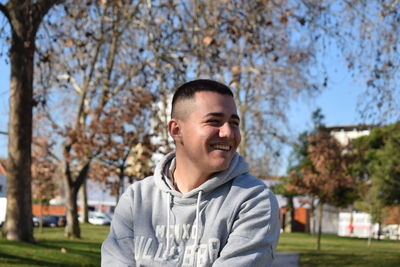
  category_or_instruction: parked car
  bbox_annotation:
[33,216,40,227]
[33,215,66,227]
[88,211,112,225]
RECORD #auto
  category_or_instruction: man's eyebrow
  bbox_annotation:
[205,112,240,121]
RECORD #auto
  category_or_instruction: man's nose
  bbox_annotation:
[219,122,234,138]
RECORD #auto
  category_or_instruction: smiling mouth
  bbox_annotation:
[211,144,231,151]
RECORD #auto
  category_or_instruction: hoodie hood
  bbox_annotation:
[154,151,249,199]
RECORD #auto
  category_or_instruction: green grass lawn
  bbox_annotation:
[1,226,399,266]
[277,232,400,267]
[0,224,109,267]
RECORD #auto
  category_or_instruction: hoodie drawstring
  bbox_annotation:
[194,190,203,250]
[165,192,172,258]
[165,190,203,257]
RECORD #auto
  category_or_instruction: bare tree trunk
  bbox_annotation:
[316,202,323,251]
[310,196,316,234]
[63,160,90,238]
[289,196,295,232]
[284,209,291,233]
[39,200,43,233]
[79,181,88,223]
[377,222,382,241]
[5,22,35,243]
[367,228,372,247]
[65,181,80,238]
[235,85,248,159]
[367,206,373,247]
[284,196,294,233]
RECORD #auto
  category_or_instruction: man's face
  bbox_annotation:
[174,91,241,176]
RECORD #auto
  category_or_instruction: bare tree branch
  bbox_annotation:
[0,3,11,24]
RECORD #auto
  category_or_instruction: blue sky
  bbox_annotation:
[289,70,362,130]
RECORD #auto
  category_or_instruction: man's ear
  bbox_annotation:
[168,118,182,142]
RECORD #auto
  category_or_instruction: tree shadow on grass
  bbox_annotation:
[301,252,360,267]
[301,251,400,267]
[0,252,92,267]
[0,239,101,266]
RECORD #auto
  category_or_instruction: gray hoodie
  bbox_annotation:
[101,152,280,267]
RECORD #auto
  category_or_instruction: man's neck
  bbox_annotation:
[172,157,210,194]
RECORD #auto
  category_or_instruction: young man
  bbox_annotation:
[101,79,280,266]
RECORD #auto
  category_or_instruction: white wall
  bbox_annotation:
[338,212,378,238]
[0,197,6,225]
[331,129,370,146]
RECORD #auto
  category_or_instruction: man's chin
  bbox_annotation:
[210,161,231,173]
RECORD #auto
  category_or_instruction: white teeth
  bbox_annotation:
[212,145,230,151]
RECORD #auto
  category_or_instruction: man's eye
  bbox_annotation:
[230,121,240,127]
[207,119,220,124]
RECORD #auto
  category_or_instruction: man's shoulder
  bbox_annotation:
[232,173,269,190]
[125,176,156,194]
[230,174,278,203]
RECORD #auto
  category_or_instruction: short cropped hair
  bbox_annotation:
[171,79,234,119]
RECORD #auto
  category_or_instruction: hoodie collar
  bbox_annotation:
[155,151,249,200]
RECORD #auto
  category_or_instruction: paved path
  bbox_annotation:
[272,252,300,267]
